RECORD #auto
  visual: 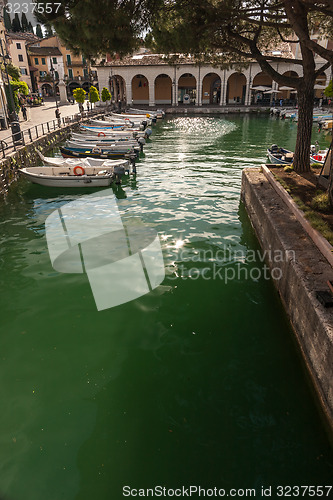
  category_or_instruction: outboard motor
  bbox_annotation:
[145,128,152,138]
[141,120,147,129]
[137,136,146,152]
[113,165,125,184]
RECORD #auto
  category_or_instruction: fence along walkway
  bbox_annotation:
[0,109,104,159]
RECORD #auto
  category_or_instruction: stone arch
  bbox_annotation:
[41,82,53,97]
[111,75,126,102]
[227,72,246,104]
[202,72,221,104]
[315,72,328,100]
[155,74,172,105]
[251,71,273,105]
[278,71,298,103]
[82,81,91,92]
[132,74,149,104]
[68,81,81,95]
[178,73,197,104]
[252,71,273,87]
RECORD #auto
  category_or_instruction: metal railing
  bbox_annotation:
[0,108,105,159]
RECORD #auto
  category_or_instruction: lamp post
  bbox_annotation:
[0,37,23,142]
[49,58,59,110]
[0,37,18,121]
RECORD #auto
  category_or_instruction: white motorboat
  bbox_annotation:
[65,140,140,154]
[127,107,165,118]
[81,125,152,138]
[108,113,152,126]
[71,132,145,144]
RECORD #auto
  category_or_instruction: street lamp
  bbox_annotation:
[0,37,18,121]
[49,58,59,110]
[0,37,23,142]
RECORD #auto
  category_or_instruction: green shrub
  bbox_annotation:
[310,191,331,213]
[283,165,294,173]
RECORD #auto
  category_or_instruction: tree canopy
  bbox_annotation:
[3,7,12,31]
[11,13,22,32]
[148,0,333,173]
[34,0,155,57]
[35,0,333,172]
[72,87,86,104]
[36,24,43,38]
[101,87,112,102]
[88,85,100,105]
[5,62,22,81]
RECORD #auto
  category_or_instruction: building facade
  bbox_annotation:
[6,31,39,90]
[97,52,331,108]
[27,35,97,98]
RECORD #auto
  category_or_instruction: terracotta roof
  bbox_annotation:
[98,53,195,67]
[28,46,62,56]
[98,43,295,67]
[7,32,40,42]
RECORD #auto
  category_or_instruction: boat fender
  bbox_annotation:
[74,166,85,176]
[98,132,106,137]
[92,147,102,154]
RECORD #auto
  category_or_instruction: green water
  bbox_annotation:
[0,115,332,499]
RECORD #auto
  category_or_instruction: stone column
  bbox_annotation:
[58,80,67,104]
[221,71,227,105]
[125,81,132,107]
[148,79,155,107]
[245,67,252,106]
[172,79,178,106]
[271,81,278,106]
[196,77,202,106]
[245,81,252,106]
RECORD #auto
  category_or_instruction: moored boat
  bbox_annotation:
[36,150,131,171]
[267,145,294,164]
[310,148,329,165]
[20,165,125,187]
[60,145,138,160]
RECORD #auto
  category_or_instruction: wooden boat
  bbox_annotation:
[20,165,124,187]
[89,118,142,129]
[36,150,131,171]
[80,125,152,138]
[66,139,141,152]
[127,107,165,119]
[71,132,145,144]
[117,111,157,123]
[108,113,152,126]
[60,145,138,160]
[267,145,294,164]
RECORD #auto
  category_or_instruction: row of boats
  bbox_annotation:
[267,143,329,165]
[271,107,333,129]
[21,108,163,187]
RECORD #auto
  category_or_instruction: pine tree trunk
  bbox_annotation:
[328,144,333,207]
[293,83,314,173]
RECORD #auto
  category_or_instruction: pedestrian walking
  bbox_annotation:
[55,107,61,127]
[21,105,27,121]
[87,101,90,112]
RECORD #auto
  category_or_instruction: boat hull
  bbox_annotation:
[60,146,137,160]
[267,148,293,165]
[21,172,112,187]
